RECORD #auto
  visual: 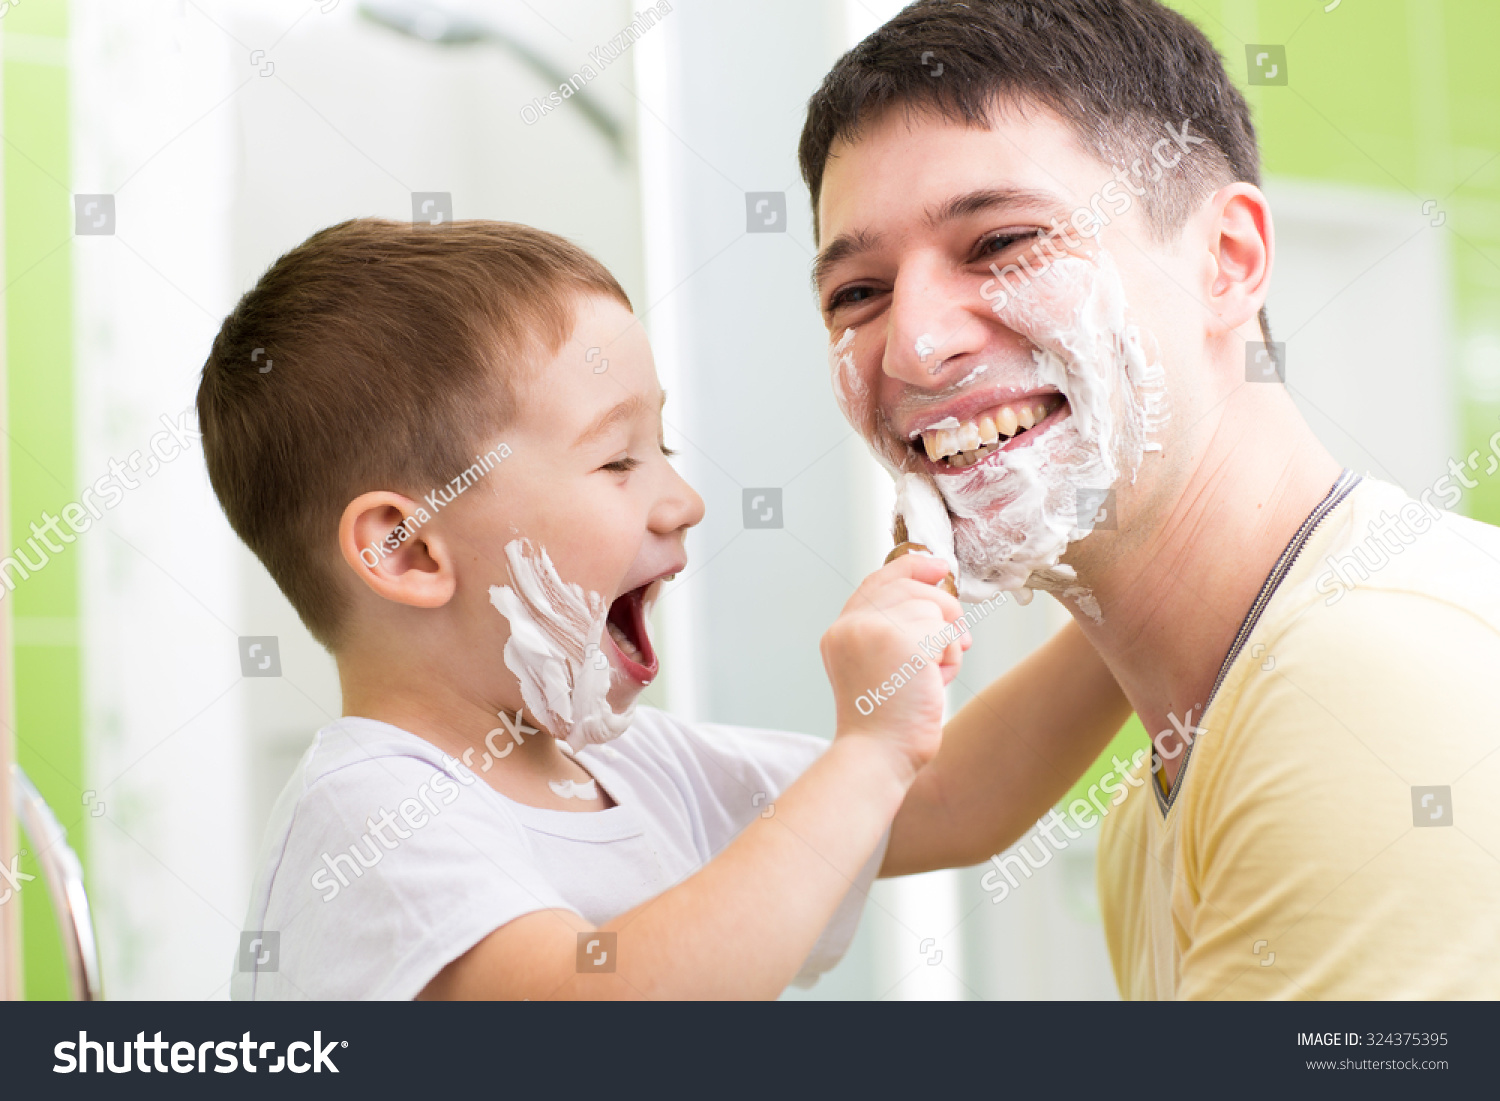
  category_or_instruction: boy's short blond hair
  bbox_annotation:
[196,218,631,648]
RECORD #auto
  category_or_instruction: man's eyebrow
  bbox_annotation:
[573,392,650,449]
[813,229,882,290]
[813,187,1061,290]
[925,186,1059,226]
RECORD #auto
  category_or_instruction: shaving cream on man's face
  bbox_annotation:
[488,538,632,751]
[875,247,1167,615]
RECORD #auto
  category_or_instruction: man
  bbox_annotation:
[800,0,1500,998]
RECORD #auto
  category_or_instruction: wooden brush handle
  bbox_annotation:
[885,518,959,599]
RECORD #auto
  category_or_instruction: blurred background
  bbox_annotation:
[0,0,1495,999]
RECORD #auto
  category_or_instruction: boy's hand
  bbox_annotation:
[820,553,970,783]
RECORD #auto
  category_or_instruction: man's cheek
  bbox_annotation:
[989,255,1108,367]
[828,328,880,435]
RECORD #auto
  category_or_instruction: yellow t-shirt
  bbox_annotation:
[1098,473,1500,999]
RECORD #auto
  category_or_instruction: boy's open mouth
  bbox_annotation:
[913,393,1069,471]
[604,583,660,685]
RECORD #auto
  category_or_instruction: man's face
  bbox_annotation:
[814,104,1208,598]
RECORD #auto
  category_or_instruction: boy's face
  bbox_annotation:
[813,103,1215,589]
[449,294,703,715]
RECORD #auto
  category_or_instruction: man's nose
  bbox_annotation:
[884,262,987,388]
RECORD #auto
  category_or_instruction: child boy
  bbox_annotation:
[207,219,1124,999]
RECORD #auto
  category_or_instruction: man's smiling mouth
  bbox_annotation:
[912,393,1070,470]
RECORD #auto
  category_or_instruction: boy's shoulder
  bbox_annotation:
[236,718,549,1000]
[266,716,490,845]
[298,715,455,784]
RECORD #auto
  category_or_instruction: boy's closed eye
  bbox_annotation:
[600,443,678,474]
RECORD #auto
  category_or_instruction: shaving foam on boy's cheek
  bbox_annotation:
[936,248,1167,614]
[488,538,632,751]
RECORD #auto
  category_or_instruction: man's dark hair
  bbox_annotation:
[799,0,1272,341]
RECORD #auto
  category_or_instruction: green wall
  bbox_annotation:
[3,0,81,1000]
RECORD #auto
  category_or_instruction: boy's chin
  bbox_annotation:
[606,678,647,713]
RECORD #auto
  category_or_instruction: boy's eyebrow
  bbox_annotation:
[572,391,665,449]
[812,186,1059,290]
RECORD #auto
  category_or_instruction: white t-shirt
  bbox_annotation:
[231,708,882,1000]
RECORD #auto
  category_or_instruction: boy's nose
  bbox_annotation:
[652,463,705,534]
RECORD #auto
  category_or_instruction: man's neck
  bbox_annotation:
[1064,398,1342,789]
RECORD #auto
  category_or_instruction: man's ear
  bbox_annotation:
[1203,182,1274,334]
[337,491,456,609]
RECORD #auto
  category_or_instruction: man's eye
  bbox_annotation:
[602,457,641,473]
[974,230,1043,260]
[828,284,879,311]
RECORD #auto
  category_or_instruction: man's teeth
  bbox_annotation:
[920,400,1053,466]
[607,619,644,662]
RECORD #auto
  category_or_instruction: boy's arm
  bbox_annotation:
[881,619,1131,877]
[421,735,904,1000]
[419,554,968,1000]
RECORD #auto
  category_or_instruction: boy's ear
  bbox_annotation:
[1203,181,1274,334]
[338,491,456,609]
